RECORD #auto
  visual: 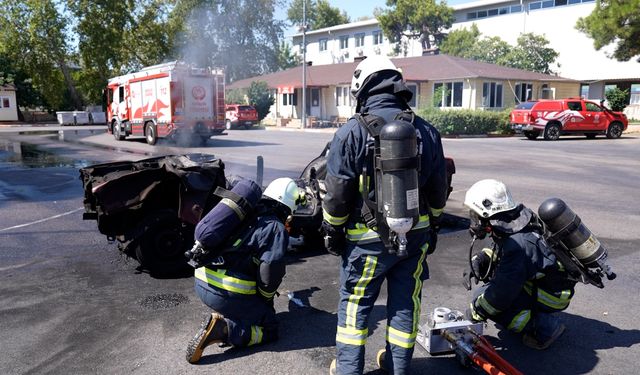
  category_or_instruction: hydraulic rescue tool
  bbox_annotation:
[538,198,616,288]
[417,307,523,375]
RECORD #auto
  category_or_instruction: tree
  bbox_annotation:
[169,0,284,83]
[287,0,350,30]
[376,0,454,53]
[276,41,299,71]
[439,24,481,58]
[0,53,43,111]
[499,33,559,74]
[247,81,274,121]
[576,0,640,62]
[605,87,630,112]
[226,88,247,104]
[0,0,82,110]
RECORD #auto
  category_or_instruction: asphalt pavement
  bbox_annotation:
[0,125,639,375]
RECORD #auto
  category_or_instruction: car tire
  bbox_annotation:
[524,131,539,140]
[543,123,561,141]
[134,210,191,277]
[225,120,233,130]
[145,122,157,145]
[606,122,623,139]
[113,121,125,141]
[585,133,597,139]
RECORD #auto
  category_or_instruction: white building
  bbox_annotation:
[290,0,640,117]
[0,84,18,122]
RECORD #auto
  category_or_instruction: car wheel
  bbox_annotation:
[543,123,561,141]
[113,121,125,141]
[585,133,597,139]
[225,120,232,130]
[606,122,623,139]
[134,210,191,277]
[524,131,539,140]
[145,122,157,145]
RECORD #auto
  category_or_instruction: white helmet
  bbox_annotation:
[464,179,517,218]
[263,177,303,213]
[351,55,402,98]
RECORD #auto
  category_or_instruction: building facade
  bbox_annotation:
[290,0,639,118]
[0,84,18,122]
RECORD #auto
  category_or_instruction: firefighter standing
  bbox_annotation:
[186,178,303,363]
[322,56,448,375]
[463,179,577,350]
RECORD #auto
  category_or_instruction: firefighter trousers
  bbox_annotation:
[195,279,278,347]
[335,230,430,375]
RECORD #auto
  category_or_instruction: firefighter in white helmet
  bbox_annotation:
[463,179,577,350]
[186,177,303,363]
[323,55,448,375]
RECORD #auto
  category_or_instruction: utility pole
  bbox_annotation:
[301,0,307,129]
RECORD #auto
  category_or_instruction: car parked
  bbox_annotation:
[225,104,259,129]
[510,98,628,140]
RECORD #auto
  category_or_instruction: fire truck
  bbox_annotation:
[106,61,226,145]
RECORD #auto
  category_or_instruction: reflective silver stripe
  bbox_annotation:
[386,326,417,349]
[220,197,245,220]
[507,310,531,333]
[195,267,256,295]
[336,326,368,346]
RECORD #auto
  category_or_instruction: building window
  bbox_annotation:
[467,12,477,20]
[477,10,487,18]
[483,82,503,108]
[542,0,554,8]
[319,38,328,52]
[555,0,568,5]
[339,35,349,49]
[630,84,640,105]
[510,4,522,12]
[355,33,365,48]
[604,84,617,93]
[282,93,288,106]
[372,30,383,45]
[1,97,9,108]
[580,84,590,98]
[499,7,509,14]
[282,93,297,106]
[515,82,533,103]
[488,8,498,16]
[434,81,463,108]
[568,0,581,3]
[529,1,542,10]
[336,86,351,106]
[407,84,418,107]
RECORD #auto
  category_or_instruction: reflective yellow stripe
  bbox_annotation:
[346,255,377,328]
[336,325,368,346]
[430,207,444,217]
[258,287,275,299]
[469,302,484,321]
[322,209,349,226]
[386,326,417,349]
[232,238,242,247]
[220,198,245,220]
[346,216,430,242]
[476,294,501,316]
[537,288,572,310]
[507,310,531,333]
[248,326,263,346]
[358,175,371,194]
[411,243,428,331]
[195,267,256,295]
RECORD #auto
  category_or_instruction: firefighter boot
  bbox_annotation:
[186,313,228,363]
[376,349,389,372]
[522,323,566,350]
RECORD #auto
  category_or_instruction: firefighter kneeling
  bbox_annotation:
[463,179,577,350]
[185,178,303,363]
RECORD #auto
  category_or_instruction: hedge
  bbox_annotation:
[417,108,513,135]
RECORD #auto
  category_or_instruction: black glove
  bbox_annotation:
[463,250,491,290]
[427,214,442,255]
[322,221,345,256]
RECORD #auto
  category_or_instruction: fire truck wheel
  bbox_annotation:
[135,210,191,277]
[606,122,623,139]
[145,122,158,145]
[543,123,561,141]
[225,120,233,130]
[113,121,125,141]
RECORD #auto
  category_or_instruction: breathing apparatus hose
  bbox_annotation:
[467,236,497,288]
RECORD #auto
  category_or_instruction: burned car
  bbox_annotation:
[80,148,455,276]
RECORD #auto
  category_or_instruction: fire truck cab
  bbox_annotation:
[106,61,226,145]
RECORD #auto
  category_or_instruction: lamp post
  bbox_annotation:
[301,0,307,129]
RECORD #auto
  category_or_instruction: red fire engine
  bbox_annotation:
[106,61,226,145]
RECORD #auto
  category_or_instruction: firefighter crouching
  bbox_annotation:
[322,55,448,375]
[185,178,303,364]
[463,179,577,350]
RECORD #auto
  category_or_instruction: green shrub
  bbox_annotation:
[418,108,513,135]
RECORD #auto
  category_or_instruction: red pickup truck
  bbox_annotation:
[225,104,259,130]
[510,98,628,140]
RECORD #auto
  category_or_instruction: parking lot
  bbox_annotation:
[1,125,639,374]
